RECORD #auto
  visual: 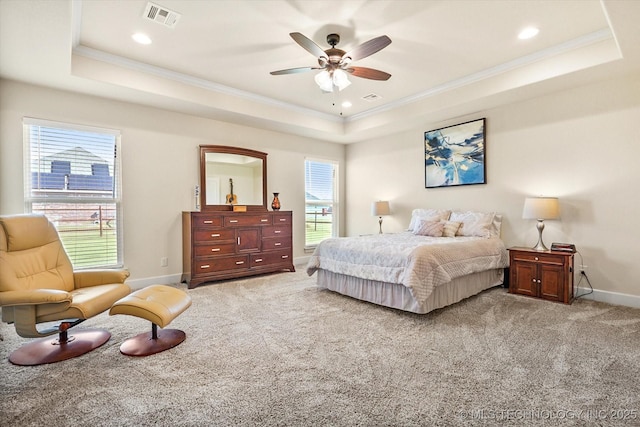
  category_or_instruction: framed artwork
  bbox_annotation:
[424,118,486,188]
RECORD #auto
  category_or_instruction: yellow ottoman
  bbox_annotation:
[109,285,192,356]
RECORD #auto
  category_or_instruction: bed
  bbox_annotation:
[306,209,509,314]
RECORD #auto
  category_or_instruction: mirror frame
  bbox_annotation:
[199,145,268,212]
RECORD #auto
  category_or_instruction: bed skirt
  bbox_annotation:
[316,268,504,314]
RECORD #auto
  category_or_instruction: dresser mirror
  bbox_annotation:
[200,145,267,211]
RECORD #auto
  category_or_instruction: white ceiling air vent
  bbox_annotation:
[143,2,181,29]
[362,93,383,102]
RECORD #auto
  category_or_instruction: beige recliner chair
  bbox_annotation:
[0,214,130,365]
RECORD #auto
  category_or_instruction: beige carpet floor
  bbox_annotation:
[1,269,639,426]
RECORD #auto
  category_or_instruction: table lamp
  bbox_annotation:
[371,201,390,234]
[522,197,559,251]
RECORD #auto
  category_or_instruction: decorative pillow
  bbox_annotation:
[450,211,495,238]
[413,219,444,237]
[441,220,462,237]
[408,209,451,232]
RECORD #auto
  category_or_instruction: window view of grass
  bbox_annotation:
[33,203,118,268]
[56,225,118,268]
[305,206,333,246]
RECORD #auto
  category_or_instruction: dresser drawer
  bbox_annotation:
[191,214,223,227]
[194,243,236,257]
[194,229,235,242]
[272,213,291,225]
[262,226,291,238]
[251,250,291,267]
[224,215,271,227]
[195,255,249,273]
[262,237,291,251]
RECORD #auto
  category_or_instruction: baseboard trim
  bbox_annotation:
[575,286,640,309]
[126,273,184,290]
[294,255,311,267]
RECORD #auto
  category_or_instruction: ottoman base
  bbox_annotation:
[120,328,186,357]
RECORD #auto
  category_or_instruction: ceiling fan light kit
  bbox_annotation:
[315,69,351,92]
[271,32,392,93]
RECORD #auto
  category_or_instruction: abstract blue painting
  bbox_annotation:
[424,118,486,188]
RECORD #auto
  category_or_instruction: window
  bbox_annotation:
[24,118,123,268]
[304,158,338,248]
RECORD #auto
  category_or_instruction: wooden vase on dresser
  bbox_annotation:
[183,145,295,289]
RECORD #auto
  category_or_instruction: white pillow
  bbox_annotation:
[450,211,497,238]
[408,209,451,232]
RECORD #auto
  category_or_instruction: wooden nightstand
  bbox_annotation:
[508,247,574,304]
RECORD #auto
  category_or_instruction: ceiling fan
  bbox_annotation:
[270,32,392,92]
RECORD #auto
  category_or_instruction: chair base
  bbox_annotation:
[119,329,186,357]
[9,329,111,366]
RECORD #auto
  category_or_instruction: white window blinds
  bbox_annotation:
[304,159,338,248]
[23,118,123,268]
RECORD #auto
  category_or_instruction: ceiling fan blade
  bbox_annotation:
[289,32,328,60]
[342,35,391,62]
[346,66,391,81]
[270,67,320,75]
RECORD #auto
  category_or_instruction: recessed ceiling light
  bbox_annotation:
[518,27,539,40]
[132,32,152,45]
[341,101,352,108]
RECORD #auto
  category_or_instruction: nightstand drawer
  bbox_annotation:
[511,251,565,265]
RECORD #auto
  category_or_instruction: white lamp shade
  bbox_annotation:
[315,69,351,92]
[522,197,560,220]
[314,71,333,92]
[332,69,351,91]
[371,201,390,216]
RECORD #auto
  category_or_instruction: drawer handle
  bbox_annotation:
[281,255,289,259]
[274,242,282,246]
[211,233,220,237]
[261,219,268,222]
[279,218,286,222]
[229,220,239,223]
[537,279,541,283]
[534,257,539,261]
[236,261,245,265]
[532,278,536,283]
[203,220,213,224]
[211,248,221,252]
[255,258,263,262]
[200,264,210,269]
[274,230,281,234]
[237,237,240,245]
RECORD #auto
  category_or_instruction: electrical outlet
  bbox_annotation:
[160,257,168,267]
[580,265,588,271]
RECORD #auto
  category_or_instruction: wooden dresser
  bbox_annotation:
[508,247,574,304]
[182,210,295,289]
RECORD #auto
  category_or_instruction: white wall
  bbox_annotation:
[2,74,639,303]
[346,72,640,300]
[0,79,346,284]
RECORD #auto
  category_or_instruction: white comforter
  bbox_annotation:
[306,232,508,302]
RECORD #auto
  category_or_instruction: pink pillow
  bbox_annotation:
[413,220,444,237]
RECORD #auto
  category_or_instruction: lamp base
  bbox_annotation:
[378,217,383,234]
[531,219,549,251]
